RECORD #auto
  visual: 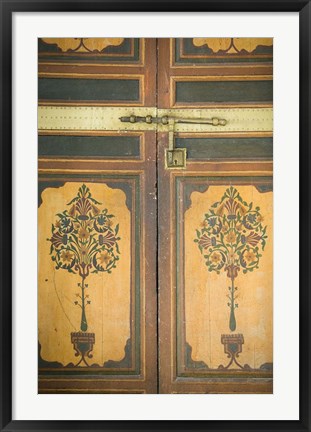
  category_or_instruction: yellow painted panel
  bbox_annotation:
[184,185,273,369]
[38,182,131,366]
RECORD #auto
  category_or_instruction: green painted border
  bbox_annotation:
[38,173,141,377]
[175,137,273,160]
[38,135,141,159]
[175,176,273,379]
[38,78,140,102]
[175,80,273,104]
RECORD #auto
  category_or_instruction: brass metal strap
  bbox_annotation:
[38,106,273,133]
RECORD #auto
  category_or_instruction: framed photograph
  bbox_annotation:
[1,0,309,430]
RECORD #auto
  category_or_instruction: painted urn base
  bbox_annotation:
[71,332,95,367]
[218,333,250,370]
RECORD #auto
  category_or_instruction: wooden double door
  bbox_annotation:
[38,38,273,394]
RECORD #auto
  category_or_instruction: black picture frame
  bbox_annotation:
[1,1,309,431]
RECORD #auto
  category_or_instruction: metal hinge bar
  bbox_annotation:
[119,114,227,126]
[119,112,228,168]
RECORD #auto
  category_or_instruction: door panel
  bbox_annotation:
[175,136,273,160]
[158,38,273,109]
[38,38,157,394]
[158,38,273,393]
[38,37,273,394]
[174,79,272,105]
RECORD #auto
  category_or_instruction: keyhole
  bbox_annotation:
[174,159,178,165]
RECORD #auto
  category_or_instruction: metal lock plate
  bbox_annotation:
[165,148,187,169]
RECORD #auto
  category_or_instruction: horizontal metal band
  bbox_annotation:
[38,106,272,133]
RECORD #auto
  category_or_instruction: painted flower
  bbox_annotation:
[221,223,229,233]
[257,214,264,223]
[244,250,256,263]
[210,252,221,264]
[49,185,121,287]
[225,198,239,220]
[50,231,67,248]
[78,227,90,240]
[98,230,116,248]
[243,216,255,230]
[97,214,106,226]
[226,231,236,244]
[61,250,73,263]
[201,220,209,228]
[60,217,73,233]
[198,234,212,249]
[80,245,88,256]
[61,218,71,228]
[94,214,109,233]
[228,250,237,263]
[208,217,217,227]
[76,197,92,220]
[98,251,111,266]
[246,231,262,247]
[247,214,257,224]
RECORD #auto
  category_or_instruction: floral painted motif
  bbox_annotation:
[194,186,267,331]
[48,184,121,333]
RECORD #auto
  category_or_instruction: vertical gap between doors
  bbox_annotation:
[155,38,160,394]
